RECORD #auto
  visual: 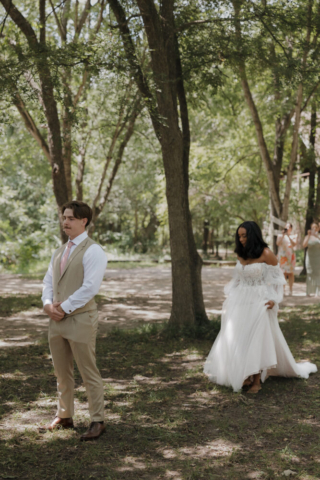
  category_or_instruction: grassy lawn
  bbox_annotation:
[0,299,319,479]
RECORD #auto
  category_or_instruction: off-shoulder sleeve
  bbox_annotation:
[263,263,286,305]
[224,264,240,296]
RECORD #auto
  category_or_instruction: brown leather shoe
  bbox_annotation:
[39,416,74,432]
[80,422,105,441]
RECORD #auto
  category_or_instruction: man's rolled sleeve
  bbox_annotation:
[42,253,55,306]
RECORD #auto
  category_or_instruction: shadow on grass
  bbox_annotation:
[0,308,320,479]
[0,294,111,319]
[0,294,43,317]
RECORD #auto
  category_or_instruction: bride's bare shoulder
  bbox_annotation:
[261,247,278,266]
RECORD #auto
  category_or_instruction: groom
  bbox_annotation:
[41,201,108,440]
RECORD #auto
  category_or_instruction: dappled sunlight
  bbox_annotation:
[178,438,240,459]
[0,275,42,295]
[117,455,147,472]
[1,268,320,344]
[133,374,163,385]
[160,439,240,462]
[164,470,183,480]
[1,269,320,478]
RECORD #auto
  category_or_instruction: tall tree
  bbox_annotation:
[0,0,141,241]
[229,0,320,247]
[107,0,208,326]
[0,0,70,239]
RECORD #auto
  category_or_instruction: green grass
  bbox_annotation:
[0,294,43,316]
[0,303,319,479]
[0,294,109,317]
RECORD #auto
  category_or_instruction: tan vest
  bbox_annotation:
[52,237,98,318]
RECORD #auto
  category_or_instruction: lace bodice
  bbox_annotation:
[237,262,265,286]
[224,261,287,304]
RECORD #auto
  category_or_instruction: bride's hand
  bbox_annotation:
[265,300,275,309]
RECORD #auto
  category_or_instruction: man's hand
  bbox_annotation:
[265,300,275,310]
[44,302,65,322]
[55,304,65,316]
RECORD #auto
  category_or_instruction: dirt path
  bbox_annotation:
[0,266,319,347]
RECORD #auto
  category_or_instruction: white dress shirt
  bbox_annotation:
[42,231,108,314]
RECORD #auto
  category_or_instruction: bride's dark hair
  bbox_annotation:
[234,221,268,260]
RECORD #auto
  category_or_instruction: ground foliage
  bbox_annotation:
[0,296,319,479]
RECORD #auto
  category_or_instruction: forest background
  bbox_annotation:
[1,0,320,318]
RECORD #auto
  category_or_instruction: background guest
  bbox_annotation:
[303,222,320,296]
[276,222,297,296]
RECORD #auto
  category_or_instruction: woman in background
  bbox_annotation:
[303,222,320,296]
[276,222,297,296]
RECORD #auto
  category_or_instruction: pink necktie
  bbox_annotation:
[60,241,75,275]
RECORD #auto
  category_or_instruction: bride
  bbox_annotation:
[204,221,317,394]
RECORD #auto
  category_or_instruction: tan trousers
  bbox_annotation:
[48,310,104,422]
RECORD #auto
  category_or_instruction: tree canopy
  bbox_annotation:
[1,0,320,324]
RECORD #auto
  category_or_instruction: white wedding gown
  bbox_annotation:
[204,261,317,392]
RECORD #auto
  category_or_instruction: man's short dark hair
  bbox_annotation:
[62,201,92,227]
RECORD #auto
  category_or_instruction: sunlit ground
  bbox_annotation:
[0,299,320,479]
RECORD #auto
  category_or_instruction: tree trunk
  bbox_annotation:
[305,102,317,230]
[75,146,86,201]
[62,70,74,201]
[134,208,139,244]
[108,0,208,326]
[315,167,320,221]
[162,129,206,325]
[202,220,209,254]
[209,228,214,254]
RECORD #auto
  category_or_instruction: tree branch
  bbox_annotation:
[75,131,91,201]
[75,0,90,38]
[0,0,11,35]
[24,71,45,109]
[13,92,51,163]
[107,0,161,137]
[73,69,89,108]
[175,15,258,32]
[94,0,106,34]
[215,151,259,183]
[60,0,71,40]
[96,96,142,215]
[255,14,289,60]
[301,81,320,112]
[282,0,313,221]
[39,0,46,44]
[232,0,282,216]
[92,98,128,211]
[48,0,64,39]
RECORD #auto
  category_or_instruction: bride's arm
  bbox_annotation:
[262,248,286,308]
